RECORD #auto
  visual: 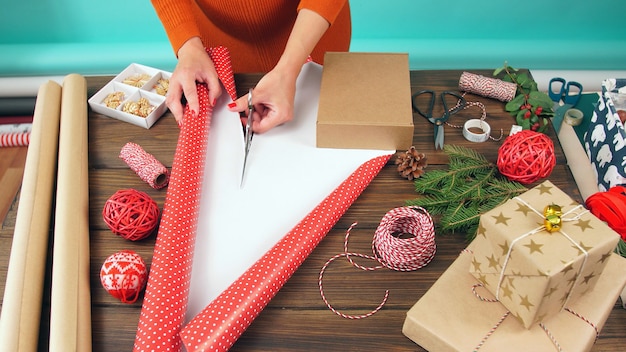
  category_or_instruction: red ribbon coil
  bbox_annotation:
[585,186,626,240]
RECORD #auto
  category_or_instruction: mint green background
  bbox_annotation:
[1,0,625,75]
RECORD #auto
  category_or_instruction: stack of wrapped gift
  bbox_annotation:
[403,181,626,351]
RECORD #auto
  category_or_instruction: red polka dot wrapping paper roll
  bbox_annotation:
[179,154,391,352]
[133,46,237,352]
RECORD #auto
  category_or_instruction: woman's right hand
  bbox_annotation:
[167,37,222,126]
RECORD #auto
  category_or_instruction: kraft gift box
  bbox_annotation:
[402,241,626,352]
[316,52,414,151]
[469,180,620,328]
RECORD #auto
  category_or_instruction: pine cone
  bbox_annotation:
[395,146,428,180]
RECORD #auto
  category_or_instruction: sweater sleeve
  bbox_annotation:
[297,0,349,25]
[151,0,203,56]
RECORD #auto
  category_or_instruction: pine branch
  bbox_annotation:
[405,145,527,240]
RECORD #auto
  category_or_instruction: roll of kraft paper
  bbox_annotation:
[0,80,61,352]
[120,142,170,189]
[48,74,92,352]
[0,132,30,147]
[180,154,391,352]
[458,71,517,102]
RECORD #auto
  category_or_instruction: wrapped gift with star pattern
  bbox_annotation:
[469,180,620,328]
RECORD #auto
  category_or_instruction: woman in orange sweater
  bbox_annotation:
[151,0,351,132]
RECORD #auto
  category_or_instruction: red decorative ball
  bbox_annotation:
[100,250,148,304]
[102,189,159,241]
[497,130,556,184]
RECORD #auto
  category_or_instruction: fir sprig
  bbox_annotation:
[405,145,527,240]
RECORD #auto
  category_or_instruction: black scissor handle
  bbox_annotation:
[441,91,467,116]
[411,89,435,118]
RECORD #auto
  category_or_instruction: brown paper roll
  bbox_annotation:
[49,74,92,352]
[0,81,62,352]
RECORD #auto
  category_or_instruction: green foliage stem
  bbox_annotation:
[405,145,527,241]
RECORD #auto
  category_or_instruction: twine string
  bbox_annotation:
[319,207,436,319]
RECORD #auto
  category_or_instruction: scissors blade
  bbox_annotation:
[434,124,444,150]
[240,88,254,188]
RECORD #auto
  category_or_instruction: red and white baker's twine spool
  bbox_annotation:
[458,71,517,102]
[0,132,30,147]
[319,206,436,319]
[119,142,170,189]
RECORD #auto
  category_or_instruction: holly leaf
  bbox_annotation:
[528,91,554,109]
[516,73,531,87]
[506,94,525,112]
[493,67,504,76]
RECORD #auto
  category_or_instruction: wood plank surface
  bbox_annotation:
[0,146,27,227]
[0,70,624,351]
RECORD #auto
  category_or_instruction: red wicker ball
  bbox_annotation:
[497,130,556,184]
[100,250,148,304]
[102,189,159,241]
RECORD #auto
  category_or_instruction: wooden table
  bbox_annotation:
[1,70,625,351]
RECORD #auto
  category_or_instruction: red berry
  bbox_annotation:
[524,111,532,119]
[535,106,543,115]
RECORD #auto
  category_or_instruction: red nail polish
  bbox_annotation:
[212,98,217,106]
[228,102,236,109]
[177,119,183,128]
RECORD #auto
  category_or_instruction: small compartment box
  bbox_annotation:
[88,63,171,129]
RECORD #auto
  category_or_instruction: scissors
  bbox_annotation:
[240,88,254,188]
[548,77,583,134]
[412,90,466,149]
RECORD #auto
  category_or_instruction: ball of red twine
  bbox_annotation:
[497,130,555,184]
[102,189,159,241]
[100,250,148,304]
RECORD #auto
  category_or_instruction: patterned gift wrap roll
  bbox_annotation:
[459,71,517,102]
[119,142,170,189]
[0,131,30,147]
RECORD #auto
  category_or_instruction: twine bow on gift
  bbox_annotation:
[495,198,590,309]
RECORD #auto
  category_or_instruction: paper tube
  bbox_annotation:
[180,154,392,351]
[48,74,92,352]
[0,81,61,352]
[134,46,236,352]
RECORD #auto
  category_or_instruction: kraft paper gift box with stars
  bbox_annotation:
[469,180,620,329]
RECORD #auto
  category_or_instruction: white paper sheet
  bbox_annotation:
[187,63,394,322]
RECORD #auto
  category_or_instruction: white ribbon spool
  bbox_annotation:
[462,119,491,143]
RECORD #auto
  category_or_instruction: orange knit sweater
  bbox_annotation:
[151,0,351,73]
